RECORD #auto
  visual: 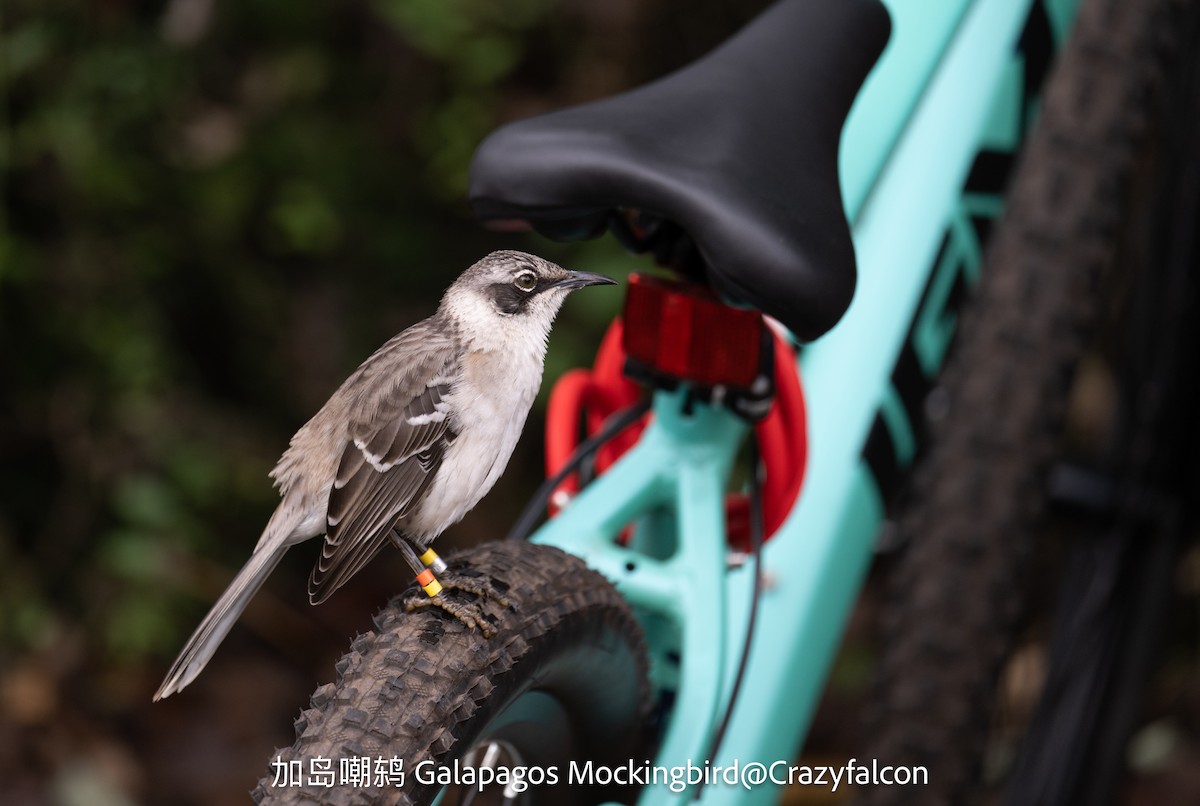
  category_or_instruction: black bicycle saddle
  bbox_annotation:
[468,0,890,341]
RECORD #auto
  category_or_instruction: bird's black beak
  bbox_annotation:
[553,270,618,290]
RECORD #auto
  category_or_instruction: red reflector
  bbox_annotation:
[622,274,763,388]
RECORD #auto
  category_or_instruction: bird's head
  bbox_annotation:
[442,250,616,346]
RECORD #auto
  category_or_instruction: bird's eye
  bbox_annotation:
[514,270,537,292]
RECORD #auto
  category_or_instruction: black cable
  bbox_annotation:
[506,397,653,542]
[694,437,765,800]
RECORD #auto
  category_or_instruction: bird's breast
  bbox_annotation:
[406,347,543,537]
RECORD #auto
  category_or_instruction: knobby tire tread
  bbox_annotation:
[252,541,651,805]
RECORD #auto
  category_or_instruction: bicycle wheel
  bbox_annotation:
[860,0,1195,804]
[1001,1,1200,803]
[252,541,652,806]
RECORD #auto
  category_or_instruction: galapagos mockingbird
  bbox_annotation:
[154,250,615,700]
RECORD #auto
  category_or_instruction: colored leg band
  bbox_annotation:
[416,569,442,597]
[420,548,448,574]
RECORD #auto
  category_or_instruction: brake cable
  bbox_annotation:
[694,436,765,801]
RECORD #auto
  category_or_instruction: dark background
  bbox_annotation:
[2,1,1197,804]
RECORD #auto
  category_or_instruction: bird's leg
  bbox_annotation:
[392,533,444,598]
[415,542,511,608]
[410,536,448,575]
[391,532,509,637]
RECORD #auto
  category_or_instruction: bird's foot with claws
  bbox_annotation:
[403,568,512,637]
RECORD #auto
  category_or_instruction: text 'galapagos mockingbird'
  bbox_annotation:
[154,250,615,700]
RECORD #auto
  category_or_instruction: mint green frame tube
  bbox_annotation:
[527,0,1077,802]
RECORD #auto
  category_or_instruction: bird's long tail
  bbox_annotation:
[153,528,293,701]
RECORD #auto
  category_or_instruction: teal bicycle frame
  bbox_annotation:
[528,0,1080,802]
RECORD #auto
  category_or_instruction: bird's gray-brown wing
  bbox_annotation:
[308,325,459,604]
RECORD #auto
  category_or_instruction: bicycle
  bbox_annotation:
[252,0,1200,803]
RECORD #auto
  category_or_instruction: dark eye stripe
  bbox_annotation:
[492,282,531,315]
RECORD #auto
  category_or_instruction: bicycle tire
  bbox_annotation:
[1002,1,1200,803]
[252,541,652,806]
[859,0,1190,804]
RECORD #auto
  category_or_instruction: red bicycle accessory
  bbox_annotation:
[545,274,808,544]
[545,320,644,511]
[622,273,764,389]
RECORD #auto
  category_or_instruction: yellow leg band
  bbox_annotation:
[422,579,443,597]
[420,548,448,574]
